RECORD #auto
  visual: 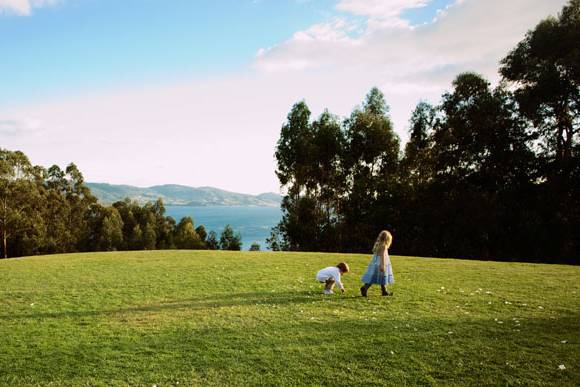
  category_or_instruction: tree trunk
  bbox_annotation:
[1,200,6,258]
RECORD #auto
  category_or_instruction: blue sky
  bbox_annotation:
[1,0,453,106]
[0,0,567,193]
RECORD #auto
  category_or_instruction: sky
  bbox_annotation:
[0,0,568,194]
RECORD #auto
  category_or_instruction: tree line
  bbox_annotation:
[0,150,242,258]
[268,1,579,264]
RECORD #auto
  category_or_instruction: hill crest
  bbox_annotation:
[86,183,281,207]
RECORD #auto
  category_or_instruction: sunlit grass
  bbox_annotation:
[1,251,578,386]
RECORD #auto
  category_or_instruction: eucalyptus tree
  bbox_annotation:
[341,87,400,252]
[219,224,241,251]
[0,150,44,258]
[275,101,315,197]
[500,0,579,187]
[273,101,323,251]
[173,216,203,249]
[310,110,345,250]
[401,101,437,187]
[206,230,219,250]
[84,204,124,251]
[500,0,579,261]
[427,72,535,259]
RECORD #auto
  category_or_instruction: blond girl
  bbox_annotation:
[360,230,394,297]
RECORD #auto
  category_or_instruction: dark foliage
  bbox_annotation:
[0,150,242,258]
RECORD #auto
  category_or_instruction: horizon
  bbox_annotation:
[0,0,568,194]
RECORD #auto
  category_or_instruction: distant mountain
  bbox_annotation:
[86,183,282,207]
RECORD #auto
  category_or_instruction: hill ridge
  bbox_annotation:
[86,182,281,207]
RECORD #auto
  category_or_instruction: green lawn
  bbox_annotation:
[0,251,578,386]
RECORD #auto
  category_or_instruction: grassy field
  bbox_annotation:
[0,250,578,386]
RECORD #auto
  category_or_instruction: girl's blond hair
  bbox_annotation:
[373,230,393,253]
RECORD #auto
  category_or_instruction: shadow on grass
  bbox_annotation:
[0,290,363,321]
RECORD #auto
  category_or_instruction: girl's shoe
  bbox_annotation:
[381,291,393,297]
[323,289,334,295]
[360,286,368,297]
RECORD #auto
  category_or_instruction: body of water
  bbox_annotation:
[165,205,282,250]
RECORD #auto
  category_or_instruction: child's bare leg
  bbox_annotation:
[325,279,335,291]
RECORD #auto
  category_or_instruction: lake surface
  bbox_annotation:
[165,205,282,250]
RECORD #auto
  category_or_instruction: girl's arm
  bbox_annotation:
[379,245,386,272]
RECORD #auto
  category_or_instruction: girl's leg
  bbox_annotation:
[360,283,371,297]
[381,285,392,296]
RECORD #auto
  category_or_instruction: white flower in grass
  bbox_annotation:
[559,364,566,370]
[485,291,492,294]
[30,303,34,306]
[488,302,492,305]
[441,286,445,289]
[561,340,567,344]
[448,331,454,334]
[538,306,544,309]
[390,351,395,355]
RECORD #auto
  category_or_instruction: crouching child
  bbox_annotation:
[316,262,349,295]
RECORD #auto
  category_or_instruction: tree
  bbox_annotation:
[272,88,401,253]
[0,150,43,258]
[142,213,157,250]
[310,110,345,251]
[500,0,579,186]
[401,101,437,187]
[341,87,400,252]
[266,224,287,251]
[195,225,207,243]
[432,73,534,189]
[275,101,315,196]
[424,72,536,259]
[249,243,261,251]
[206,231,219,250]
[150,199,174,249]
[93,206,124,251]
[219,224,242,251]
[173,217,203,249]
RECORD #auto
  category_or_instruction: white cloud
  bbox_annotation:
[255,0,568,136]
[0,0,57,16]
[0,118,45,136]
[337,0,430,28]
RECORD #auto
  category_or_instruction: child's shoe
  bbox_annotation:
[360,286,368,297]
[381,290,393,296]
[323,289,334,295]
